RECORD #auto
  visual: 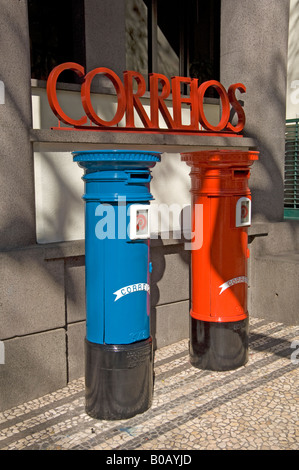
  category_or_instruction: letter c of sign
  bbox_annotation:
[47,62,87,126]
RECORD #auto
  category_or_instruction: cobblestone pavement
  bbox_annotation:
[0,317,298,451]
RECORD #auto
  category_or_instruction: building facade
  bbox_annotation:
[0,0,298,411]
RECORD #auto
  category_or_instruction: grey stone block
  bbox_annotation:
[252,221,299,256]
[251,253,299,325]
[150,243,190,307]
[0,329,67,412]
[65,256,86,323]
[151,300,189,349]
[0,248,65,339]
[67,322,85,381]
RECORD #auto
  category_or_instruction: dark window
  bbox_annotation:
[28,0,85,83]
[187,0,220,84]
[126,0,220,88]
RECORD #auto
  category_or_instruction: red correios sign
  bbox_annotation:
[47,62,246,136]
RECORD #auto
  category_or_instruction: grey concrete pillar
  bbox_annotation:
[84,0,126,76]
[0,0,36,249]
[220,0,290,222]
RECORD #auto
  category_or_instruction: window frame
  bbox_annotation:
[284,118,299,220]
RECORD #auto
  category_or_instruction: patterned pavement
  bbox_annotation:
[0,317,298,451]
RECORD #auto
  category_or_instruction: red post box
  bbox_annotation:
[181,149,259,370]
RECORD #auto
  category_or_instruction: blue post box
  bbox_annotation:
[73,149,161,420]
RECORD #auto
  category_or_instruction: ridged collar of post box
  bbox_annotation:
[180,149,259,167]
[180,149,259,197]
[72,149,161,202]
[72,149,161,169]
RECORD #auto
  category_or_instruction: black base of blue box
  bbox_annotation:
[85,337,154,420]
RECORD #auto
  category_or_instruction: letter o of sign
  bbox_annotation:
[198,80,230,132]
[81,67,126,126]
